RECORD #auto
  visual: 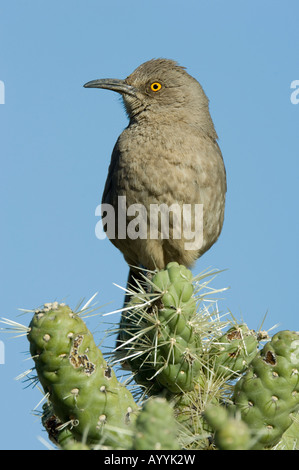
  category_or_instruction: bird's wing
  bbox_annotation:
[101,139,120,206]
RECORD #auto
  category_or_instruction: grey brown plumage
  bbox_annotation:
[84,58,226,347]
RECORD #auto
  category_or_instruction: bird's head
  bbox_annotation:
[84,58,216,137]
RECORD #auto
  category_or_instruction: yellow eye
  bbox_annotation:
[150,82,162,92]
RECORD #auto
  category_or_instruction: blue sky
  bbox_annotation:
[0,0,298,450]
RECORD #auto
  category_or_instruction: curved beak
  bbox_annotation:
[83,78,137,97]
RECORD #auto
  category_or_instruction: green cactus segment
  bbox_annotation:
[233,330,299,449]
[209,324,259,378]
[204,405,252,450]
[42,401,91,450]
[277,412,299,450]
[28,302,138,447]
[132,398,180,450]
[118,262,202,394]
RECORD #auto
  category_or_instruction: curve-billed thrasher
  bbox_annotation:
[84,58,226,340]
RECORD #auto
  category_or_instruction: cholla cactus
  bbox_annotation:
[132,397,180,450]
[232,330,299,449]
[28,302,138,448]
[2,262,299,450]
[204,330,299,450]
[115,262,204,394]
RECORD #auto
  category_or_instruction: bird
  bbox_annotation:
[84,58,226,349]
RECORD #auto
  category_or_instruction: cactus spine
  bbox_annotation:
[208,323,259,378]
[28,302,138,448]
[3,263,299,450]
[233,330,299,449]
[116,262,203,394]
[132,398,180,450]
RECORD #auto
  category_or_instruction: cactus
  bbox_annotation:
[132,397,180,450]
[2,263,299,450]
[276,412,299,450]
[232,330,299,449]
[204,405,252,450]
[115,262,203,394]
[203,331,299,450]
[41,401,91,450]
[208,323,259,379]
[28,302,138,448]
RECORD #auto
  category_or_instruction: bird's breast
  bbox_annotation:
[110,123,226,205]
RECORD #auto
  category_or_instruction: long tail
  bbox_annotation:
[115,267,152,360]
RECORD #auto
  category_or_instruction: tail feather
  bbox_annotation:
[115,267,150,353]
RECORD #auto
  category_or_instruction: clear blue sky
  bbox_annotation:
[0,0,298,450]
